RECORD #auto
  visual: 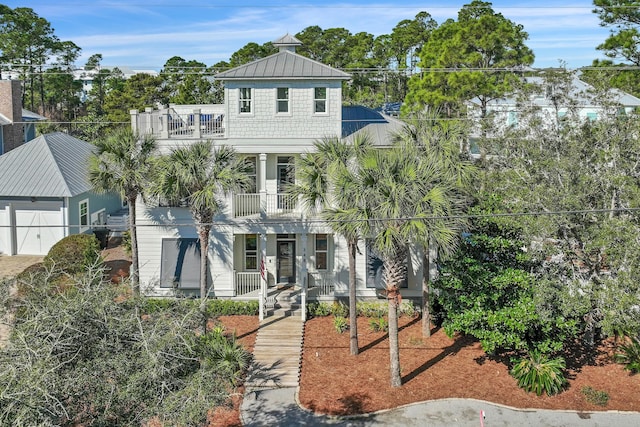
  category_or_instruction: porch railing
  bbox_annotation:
[235,272,261,296]
[133,106,225,139]
[308,271,335,297]
[233,193,300,217]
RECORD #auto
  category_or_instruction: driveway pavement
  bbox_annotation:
[0,254,44,279]
[241,387,640,427]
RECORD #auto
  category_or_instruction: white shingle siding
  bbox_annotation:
[224,81,342,140]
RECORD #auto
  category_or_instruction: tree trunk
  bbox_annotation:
[421,250,431,337]
[198,225,211,302]
[348,239,359,356]
[128,195,139,296]
[388,288,401,387]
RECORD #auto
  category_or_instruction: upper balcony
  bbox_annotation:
[131,105,225,140]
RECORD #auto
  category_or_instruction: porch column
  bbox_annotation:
[259,153,267,216]
[300,232,308,321]
[259,232,267,321]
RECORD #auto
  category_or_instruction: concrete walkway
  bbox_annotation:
[241,387,640,427]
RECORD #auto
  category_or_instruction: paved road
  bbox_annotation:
[241,387,640,427]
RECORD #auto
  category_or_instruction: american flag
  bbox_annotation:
[260,258,266,282]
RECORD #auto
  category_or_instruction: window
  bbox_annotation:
[160,238,201,289]
[587,112,597,121]
[507,111,517,127]
[277,87,289,113]
[79,199,88,232]
[239,88,252,113]
[314,87,327,113]
[245,234,258,270]
[245,156,257,193]
[365,240,408,289]
[315,234,328,270]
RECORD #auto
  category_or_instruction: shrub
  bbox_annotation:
[614,335,640,373]
[333,316,348,334]
[510,352,567,396]
[0,266,247,426]
[44,233,102,274]
[357,301,387,318]
[307,302,333,317]
[205,299,259,316]
[122,230,132,255]
[399,300,418,317]
[369,317,388,332]
[581,386,610,406]
[331,301,348,317]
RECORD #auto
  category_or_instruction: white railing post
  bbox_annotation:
[259,233,267,321]
[160,108,169,138]
[301,232,308,321]
[193,108,201,139]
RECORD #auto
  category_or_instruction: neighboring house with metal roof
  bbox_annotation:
[0,132,122,255]
[130,35,417,306]
[467,74,640,156]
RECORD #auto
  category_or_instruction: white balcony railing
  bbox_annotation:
[133,106,225,139]
[233,193,299,218]
[308,271,335,297]
[235,272,261,296]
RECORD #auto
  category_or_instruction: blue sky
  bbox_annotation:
[3,1,611,70]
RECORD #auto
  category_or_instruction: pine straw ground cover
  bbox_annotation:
[298,316,640,416]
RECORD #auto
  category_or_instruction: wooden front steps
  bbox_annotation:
[245,288,304,389]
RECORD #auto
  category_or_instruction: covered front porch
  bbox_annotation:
[232,232,338,318]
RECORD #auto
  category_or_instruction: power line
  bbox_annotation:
[2,207,637,230]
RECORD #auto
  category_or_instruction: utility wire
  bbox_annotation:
[2,207,638,229]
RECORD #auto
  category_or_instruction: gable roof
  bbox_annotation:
[342,106,406,146]
[215,50,351,81]
[22,108,47,121]
[0,132,96,197]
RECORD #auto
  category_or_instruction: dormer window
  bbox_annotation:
[314,87,327,113]
[277,87,289,113]
[239,88,252,113]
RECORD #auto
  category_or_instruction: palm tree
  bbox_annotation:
[152,140,250,305]
[89,127,157,296]
[356,138,470,387]
[290,134,372,356]
[394,112,475,336]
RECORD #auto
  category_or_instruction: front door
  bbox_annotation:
[277,240,296,284]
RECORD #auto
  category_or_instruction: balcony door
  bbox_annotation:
[276,235,296,284]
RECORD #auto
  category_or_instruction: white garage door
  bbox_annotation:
[0,207,9,255]
[15,206,64,255]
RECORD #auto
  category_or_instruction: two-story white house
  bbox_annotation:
[131,35,416,304]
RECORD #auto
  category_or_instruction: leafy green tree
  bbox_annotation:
[405,0,534,117]
[477,73,640,344]
[102,73,168,124]
[161,56,216,104]
[0,6,63,112]
[43,41,82,127]
[89,128,157,295]
[581,59,640,98]
[593,0,640,65]
[228,41,276,67]
[151,141,250,304]
[290,134,373,355]
[436,196,582,355]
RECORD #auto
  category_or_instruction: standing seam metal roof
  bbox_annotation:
[215,50,351,80]
[0,132,96,197]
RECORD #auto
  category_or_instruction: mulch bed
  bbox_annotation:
[298,316,640,415]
